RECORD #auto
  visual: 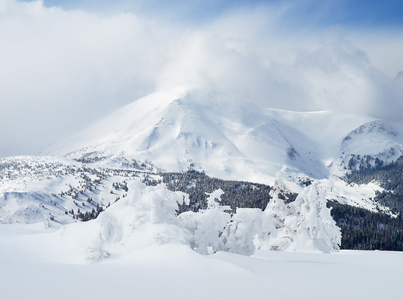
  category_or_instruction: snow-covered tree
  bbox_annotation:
[255,170,293,251]
[67,180,192,261]
[179,189,231,254]
[221,208,276,255]
[286,180,341,252]
[253,198,289,251]
[257,169,341,253]
[61,175,341,262]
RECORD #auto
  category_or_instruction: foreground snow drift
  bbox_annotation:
[0,224,402,300]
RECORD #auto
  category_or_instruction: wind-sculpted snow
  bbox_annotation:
[56,179,340,261]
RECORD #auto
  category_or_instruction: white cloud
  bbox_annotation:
[0,0,402,157]
[0,0,168,156]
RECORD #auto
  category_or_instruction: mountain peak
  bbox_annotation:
[345,120,400,139]
[338,120,403,171]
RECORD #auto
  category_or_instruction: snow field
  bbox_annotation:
[1,223,402,300]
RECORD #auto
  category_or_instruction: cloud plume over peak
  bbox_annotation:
[0,0,402,157]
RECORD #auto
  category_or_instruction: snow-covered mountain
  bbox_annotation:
[46,86,403,182]
[46,87,352,183]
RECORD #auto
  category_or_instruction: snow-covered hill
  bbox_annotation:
[0,156,159,225]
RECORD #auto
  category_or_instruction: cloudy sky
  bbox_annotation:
[1,0,403,157]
